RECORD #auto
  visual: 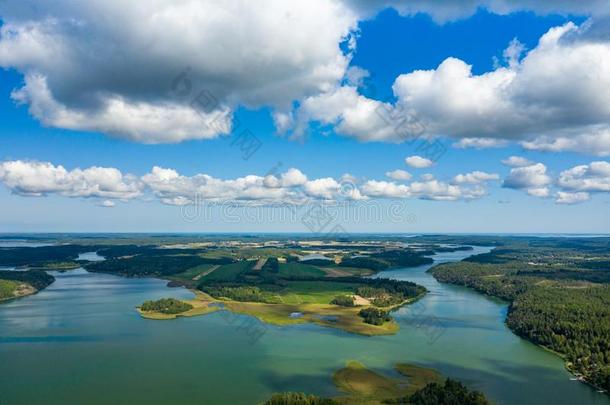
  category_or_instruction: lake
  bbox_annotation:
[0,247,607,404]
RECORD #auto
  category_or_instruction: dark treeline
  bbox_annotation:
[87,255,210,277]
[299,259,333,266]
[0,245,93,266]
[261,257,280,274]
[516,269,610,284]
[97,244,224,259]
[263,392,335,405]
[87,253,232,277]
[338,249,434,272]
[431,261,531,301]
[330,295,355,307]
[339,257,389,271]
[0,269,55,290]
[402,379,491,405]
[463,249,516,264]
[357,278,427,304]
[0,243,231,271]
[200,285,265,302]
[370,250,434,267]
[95,245,157,258]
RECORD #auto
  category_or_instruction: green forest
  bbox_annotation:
[358,307,391,325]
[430,240,610,392]
[507,286,610,390]
[0,270,55,291]
[140,298,193,314]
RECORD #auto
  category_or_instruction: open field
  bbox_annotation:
[197,261,254,283]
[167,264,218,284]
[322,266,375,277]
[265,280,363,305]
[278,263,326,278]
[252,257,268,271]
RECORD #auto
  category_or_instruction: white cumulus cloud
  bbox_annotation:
[97,200,116,208]
[502,163,551,197]
[0,160,501,205]
[386,169,412,181]
[454,138,508,149]
[405,156,433,169]
[285,21,610,156]
[1,2,609,153]
[557,161,610,192]
[0,160,142,199]
[453,171,500,184]
[555,191,590,204]
[346,1,609,24]
[0,0,358,143]
[502,156,533,167]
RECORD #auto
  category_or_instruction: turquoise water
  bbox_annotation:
[0,247,608,404]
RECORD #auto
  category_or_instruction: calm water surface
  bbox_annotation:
[0,247,608,405]
[76,251,106,262]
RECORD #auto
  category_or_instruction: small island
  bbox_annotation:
[137,295,221,320]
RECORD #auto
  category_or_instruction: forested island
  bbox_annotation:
[140,298,193,314]
[429,238,610,392]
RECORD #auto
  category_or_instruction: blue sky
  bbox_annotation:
[0,2,609,233]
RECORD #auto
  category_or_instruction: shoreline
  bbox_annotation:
[429,274,607,394]
[0,282,38,303]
